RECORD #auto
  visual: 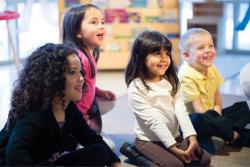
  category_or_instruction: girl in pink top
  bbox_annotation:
[62,4,116,134]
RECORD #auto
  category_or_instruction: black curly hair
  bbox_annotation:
[6,43,85,130]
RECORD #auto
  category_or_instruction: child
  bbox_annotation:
[178,28,250,150]
[0,43,121,166]
[62,4,116,147]
[240,62,250,100]
[125,31,211,166]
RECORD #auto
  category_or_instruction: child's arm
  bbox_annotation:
[189,98,207,113]
[213,89,222,115]
[95,87,116,101]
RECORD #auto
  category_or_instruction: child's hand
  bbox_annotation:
[186,136,201,161]
[170,145,191,164]
[111,162,122,167]
[97,90,116,101]
[213,105,222,115]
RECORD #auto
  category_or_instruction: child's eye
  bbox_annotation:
[198,46,204,50]
[209,44,214,48]
[68,70,76,75]
[90,20,98,24]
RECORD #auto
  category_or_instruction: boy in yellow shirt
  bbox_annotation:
[178,28,250,152]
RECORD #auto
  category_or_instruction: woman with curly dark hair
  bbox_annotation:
[0,43,121,166]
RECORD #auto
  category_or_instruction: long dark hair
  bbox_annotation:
[7,43,84,130]
[125,31,179,96]
[62,4,101,78]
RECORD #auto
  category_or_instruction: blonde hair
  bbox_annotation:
[179,28,211,53]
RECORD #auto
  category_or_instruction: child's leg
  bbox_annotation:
[54,144,108,166]
[222,101,250,131]
[96,96,115,115]
[87,98,102,134]
[135,139,184,167]
[101,131,116,151]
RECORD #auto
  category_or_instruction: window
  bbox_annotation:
[0,0,59,64]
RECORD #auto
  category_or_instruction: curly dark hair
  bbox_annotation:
[6,43,85,130]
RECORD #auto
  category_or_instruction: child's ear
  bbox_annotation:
[77,34,82,38]
[182,51,190,61]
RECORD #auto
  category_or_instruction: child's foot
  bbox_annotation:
[233,131,240,141]
[230,129,250,148]
[225,131,240,146]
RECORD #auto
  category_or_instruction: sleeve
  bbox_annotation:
[173,89,196,139]
[180,76,200,103]
[128,86,176,148]
[5,114,42,165]
[213,66,224,87]
[73,109,120,165]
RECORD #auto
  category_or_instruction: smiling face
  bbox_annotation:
[77,7,105,50]
[64,54,84,104]
[184,33,216,74]
[145,48,171,82]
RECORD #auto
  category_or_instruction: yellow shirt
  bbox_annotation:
[178,63,224,113]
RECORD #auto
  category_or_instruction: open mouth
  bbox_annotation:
[157,64,167,69]
[97,33,104,39]
[75,86,83,92]
[204,56,214,61]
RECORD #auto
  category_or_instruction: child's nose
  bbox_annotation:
[98,23,104,29]
[79,75,84,83]
[161,53,169,59]
[160,55,169,62]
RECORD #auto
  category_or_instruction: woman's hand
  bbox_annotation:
[170,145,191,164]
[111,162,122,167]
[185,136,201,161]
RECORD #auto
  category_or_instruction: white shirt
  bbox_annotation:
[128,78,196,148]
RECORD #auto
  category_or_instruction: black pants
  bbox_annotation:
[53,144,108,166]
[190,101,250,141]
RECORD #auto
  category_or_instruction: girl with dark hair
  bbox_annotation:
[124,31,211,166]
[62,4,116,147]
[0,43,121,166]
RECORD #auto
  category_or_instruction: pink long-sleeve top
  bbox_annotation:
[76,50,97,115]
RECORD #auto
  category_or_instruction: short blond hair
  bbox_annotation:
[179,28,211,53]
